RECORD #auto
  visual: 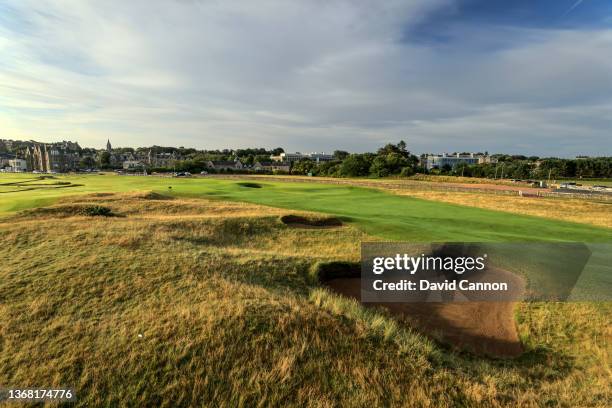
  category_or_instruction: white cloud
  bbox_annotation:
[0,0,610,156]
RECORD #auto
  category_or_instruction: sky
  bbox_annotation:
[0,0,611,156]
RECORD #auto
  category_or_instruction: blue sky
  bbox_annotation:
[0,0,610,156]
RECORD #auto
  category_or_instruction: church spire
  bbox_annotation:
[106,139,112,152]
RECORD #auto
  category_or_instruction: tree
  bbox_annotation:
[377,141,410,158]
[242,155,255,166]
[452,162,472,177]
[290,159,316,175]
[339,154,373,177]
[400,166,415,177]
[99,152,111,167]
[397,140,407,152]
[80,156,96,168]
[333,150,350,160]
[369,152,408,177]
[317,161,341,177]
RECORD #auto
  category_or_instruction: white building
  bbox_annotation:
[8,158,27,172]
[123,160,144,170]
[270,152,334,163]
[423,153,494,170]
[308,152,335,163]
[253,161,291,172]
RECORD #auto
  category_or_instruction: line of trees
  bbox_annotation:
[433,157,611,179]
[164,142,612,179]
[289,141,421,177]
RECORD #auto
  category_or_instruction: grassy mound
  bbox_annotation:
[137,191,174,200]
[16,204,115,218]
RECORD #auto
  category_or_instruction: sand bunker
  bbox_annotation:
[281,214,343,228]
[314,262,523,358]
[237,182,263,188]
[138,191,174,200]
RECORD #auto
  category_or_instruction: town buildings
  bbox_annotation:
[270,152,334,163]
[24,141,82,172]
[422,153,497,170]
[123,160,144,170]
[0,153,16,169]
[206,160,244,171]
[8,158,27,172]
[253,161,291,172]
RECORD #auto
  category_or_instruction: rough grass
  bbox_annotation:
[0,193,610,407]
[405,174,529,186]
[391,190,612,229]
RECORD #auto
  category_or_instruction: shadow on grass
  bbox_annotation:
[280,214,343,228]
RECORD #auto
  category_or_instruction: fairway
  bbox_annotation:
[1,173,610,242]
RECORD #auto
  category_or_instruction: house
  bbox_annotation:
[123,160,144,170]
[423,153,495,170]
[477,156,498,165]
[270,152,334,163]
[8,158,27,172]
[24,141,81,172]
[206,160,243,171]
[308,152,335,163]
[0,152,16,169]
[253,161,290,172]
[144,151,178,168]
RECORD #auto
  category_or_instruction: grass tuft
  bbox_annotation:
[79,205,113,217]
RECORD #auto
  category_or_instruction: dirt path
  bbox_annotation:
[324,277,523,358]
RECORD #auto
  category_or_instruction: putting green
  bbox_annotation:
[1,173,610,242]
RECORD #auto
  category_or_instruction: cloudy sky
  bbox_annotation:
[1,0,611,156]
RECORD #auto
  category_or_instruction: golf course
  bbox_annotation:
[1,173,610,406]
[1,173,611,242]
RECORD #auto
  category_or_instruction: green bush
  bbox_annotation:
[400,166,415,177]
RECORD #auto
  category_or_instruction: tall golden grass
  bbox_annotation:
[391,190,612,228]
[0,192,609,407]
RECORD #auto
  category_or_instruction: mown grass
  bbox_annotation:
[237,174,612,229]
[0,193,610,407]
